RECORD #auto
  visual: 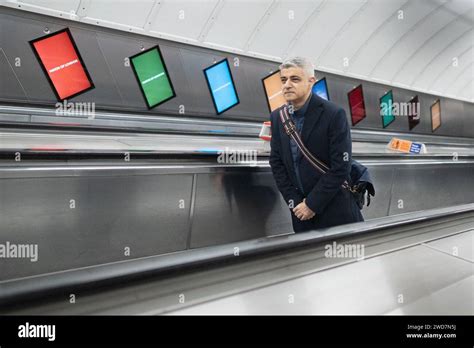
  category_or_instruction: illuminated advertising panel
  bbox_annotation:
[129,45,176,109]
[262,71,286,113]
[408,95,420,130]
[380,90,395,128]
[312,77,329,101]
[204,59,240,114]
[431,99,441,132]
[348,85,366,126]
[30,28,94,101]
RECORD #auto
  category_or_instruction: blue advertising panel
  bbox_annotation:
[204,59,240,114]
[312,77,329,100]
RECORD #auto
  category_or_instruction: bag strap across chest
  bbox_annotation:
[279,106,357,193]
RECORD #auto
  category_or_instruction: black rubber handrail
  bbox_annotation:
[1,203,473,308]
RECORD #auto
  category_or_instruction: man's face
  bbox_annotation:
[280,67,315,103]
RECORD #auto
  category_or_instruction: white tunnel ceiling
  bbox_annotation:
[2,0,473,103]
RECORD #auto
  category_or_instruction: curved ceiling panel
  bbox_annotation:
[2,0,473,102]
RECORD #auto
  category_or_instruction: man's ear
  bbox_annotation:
[309,76,316,86]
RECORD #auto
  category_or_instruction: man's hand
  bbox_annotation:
[293,199,315,221]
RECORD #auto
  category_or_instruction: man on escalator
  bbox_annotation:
[269,57,364,232]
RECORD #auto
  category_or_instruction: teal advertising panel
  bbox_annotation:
[380,90,395,128]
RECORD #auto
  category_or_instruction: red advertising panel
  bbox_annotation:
[30,28,94,101]
[348,84,366,126]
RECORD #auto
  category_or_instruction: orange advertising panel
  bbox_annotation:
[262,71,286,113]
[30,28,94,101]
[431,99,441,132]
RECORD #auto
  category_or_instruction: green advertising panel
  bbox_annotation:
[130,46,176,109]
[380,90,395,128]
